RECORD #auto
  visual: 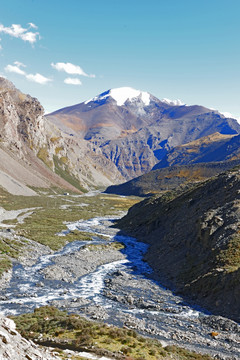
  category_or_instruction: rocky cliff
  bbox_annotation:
[117,169,240,322]
[0,77,118,194]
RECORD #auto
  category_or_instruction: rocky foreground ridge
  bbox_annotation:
[117,169,240,323]
[0,315,59,360]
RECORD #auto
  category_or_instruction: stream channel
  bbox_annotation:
[0,207,239,359]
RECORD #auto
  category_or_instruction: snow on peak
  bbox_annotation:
[161,98,185,106]
[109,87,150,106]
[85,87,150,106]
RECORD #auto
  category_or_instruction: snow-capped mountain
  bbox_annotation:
[85,87,151,106]
[3,76,240,192]
[47,87,240,180]
[47,87,180,141]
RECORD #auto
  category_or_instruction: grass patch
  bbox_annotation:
[50,137,61,143]
[37,147,53,169]
[217,235,240,272]
[0,237,24,258]
[55,146,64,155]
[2,218,18,225]
[0,255,12,276]
[85,242,125,251]
[0,187,139,274]
[14,194,138,250]
[12,306,213,360]
[53,155,86,193]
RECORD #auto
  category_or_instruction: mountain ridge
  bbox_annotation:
[154,132,240,169]
[105,159,240,197]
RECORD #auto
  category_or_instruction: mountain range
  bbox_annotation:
[1,78,240,195]
[47,86,240,181]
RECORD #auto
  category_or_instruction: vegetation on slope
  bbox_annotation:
[105,160,240,197]
[154,133,240,169]
[12,306,213,360]
[53,155,87,193]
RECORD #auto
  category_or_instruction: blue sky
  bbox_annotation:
[0,0,240,118]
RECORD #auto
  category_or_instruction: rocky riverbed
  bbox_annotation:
[0,214,239,360]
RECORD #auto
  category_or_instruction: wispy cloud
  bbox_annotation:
[14,61,26,68]
[28,23,38,30]
[4,61,52,85]
[26,73,52,84]
[0,23,40,44]
[51,62,95,78]
[64,77,82,85]
[5,64,26,75]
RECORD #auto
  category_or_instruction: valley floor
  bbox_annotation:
[0,190,239,360]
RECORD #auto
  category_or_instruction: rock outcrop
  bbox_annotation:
[0,77,118,193]
[0,315,59,360]
[117,169,240,322]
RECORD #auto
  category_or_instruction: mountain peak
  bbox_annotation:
[85,87,150,106]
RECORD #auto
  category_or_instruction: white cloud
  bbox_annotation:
[51,62,95,77]
[5,64,26,75]
[5,62,51,85]
[14,61,26,68]
[21,31,39,43]
[64,77,82,85]
[0,23,40,44]
[26,73,52,84]
[0,44,2,51]
[28,23,38,29]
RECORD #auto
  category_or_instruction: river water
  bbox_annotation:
[0,215,239,359]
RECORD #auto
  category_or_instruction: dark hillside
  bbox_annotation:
[105,160,240,196]
[117,169,240,322]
